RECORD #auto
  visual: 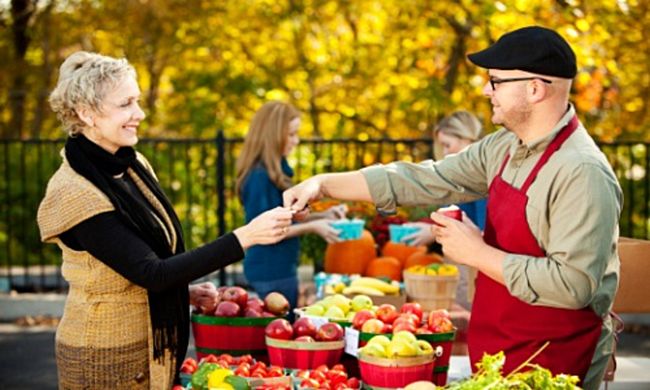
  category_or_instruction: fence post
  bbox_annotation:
[216,130,227,286]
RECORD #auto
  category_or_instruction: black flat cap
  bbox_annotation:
[468,26,577,78]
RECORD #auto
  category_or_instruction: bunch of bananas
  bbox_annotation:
[405,263,458,276]
[341,277,400,296]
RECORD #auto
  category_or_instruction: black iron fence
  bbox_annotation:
[1,134,648,292]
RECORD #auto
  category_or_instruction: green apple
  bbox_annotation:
[329,294,351,315]
[360,343,386,358]
[304,304,325,316]
[351,294,373,312]
[324,305,346,319]
[367,335,391,349]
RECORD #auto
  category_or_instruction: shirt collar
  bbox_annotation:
[511,104,576,156]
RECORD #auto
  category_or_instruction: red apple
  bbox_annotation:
[375,304,398,324]
[222,286,249,308]
[316,322,344,341]
[352,309,376,330]
[217,286,229,295]
[261,311,276,317]
[395,313,419,326]
[214,301,240,317]
[293,317,318,338]
[264,292,290,316]
[400,303,423,323]
[295,335,315,342]
[246,297,265,312]
[265,318,293,340]
[361,318,385,334]
[416,326,433,334]
[244,307,262,317]
[392,320,417,334]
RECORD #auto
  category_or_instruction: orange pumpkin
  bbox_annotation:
[381,242,426,267]
[404,252,443,269]
[364,256,403,281]
[324,230,377,274]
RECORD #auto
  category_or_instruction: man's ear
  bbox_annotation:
[528,79,549,104]
[76,106,95,128]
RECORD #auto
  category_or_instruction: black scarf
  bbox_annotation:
[65,134,189,380]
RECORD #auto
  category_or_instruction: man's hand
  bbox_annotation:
[430,211,484,266]
[283,176,326,219]
[401,222,436,247]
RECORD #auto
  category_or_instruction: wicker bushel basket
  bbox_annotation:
[191,313,277,360]
[266,337,345,370]
[403,272,459,311]
[358,352,435,389]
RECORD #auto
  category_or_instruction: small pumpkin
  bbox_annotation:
[364,256,402,281]
[381,241,426,267]
[404,252,443,269]
[324,229,377,275]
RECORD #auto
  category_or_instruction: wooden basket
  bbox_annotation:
[191,313,276,360]
[403,272,459,311]
[266,337,345,370]
[357,352,435,388]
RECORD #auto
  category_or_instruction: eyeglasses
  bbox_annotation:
[488,76,552,91]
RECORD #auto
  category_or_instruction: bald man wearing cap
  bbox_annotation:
[283,26,620,389]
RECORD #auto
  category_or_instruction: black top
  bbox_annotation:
[60,175,244,292]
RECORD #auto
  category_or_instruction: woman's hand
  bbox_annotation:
[189,282,219,313]
[234,207,293,249]
[309,219,343,244]
[401,222,436,247]
[321,204,348,220]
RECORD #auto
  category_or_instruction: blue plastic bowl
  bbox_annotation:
[389,224,421,245]
[331,219,365,240]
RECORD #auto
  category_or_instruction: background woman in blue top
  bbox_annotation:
[235,101,346,310]
[403,110,486,311]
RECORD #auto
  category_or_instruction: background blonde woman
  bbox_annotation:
[236,101,345,311]
[37,52,291,389]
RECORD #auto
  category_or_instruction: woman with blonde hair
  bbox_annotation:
[38,51,291,389]
[236,101,345,309]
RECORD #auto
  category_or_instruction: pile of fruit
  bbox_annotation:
[293,364,361,390]
[265,318,344,342]
[359,331,434,358]
[405,263,459,276]
[352,302,454,335]
[193,287,290,318]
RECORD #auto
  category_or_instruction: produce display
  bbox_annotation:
[323,276,401,298]
[192,286,290,318]
[351,301,454,335]
[404,263,459,276]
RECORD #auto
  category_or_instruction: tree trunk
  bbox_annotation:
[8,0,34,139]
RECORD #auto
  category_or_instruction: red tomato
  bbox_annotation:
[309,370,327,384]
[203,354,219,363]
[219,353,234,365]
[234,365,250,377]
[301,378,321,388]
[180,363,195,374]
[314,364,329,373]
[331,364,346,373]
[172,386,185,390]
[236,354,254,364]
[251,368,267,378]
[346,377,360,389]
[295,369,310,379]
[267,365,284,377]
[327,369,348,385]
[251,361,267,371]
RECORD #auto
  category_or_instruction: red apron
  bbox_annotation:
[468,115,602,381]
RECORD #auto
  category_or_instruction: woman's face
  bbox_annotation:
[283,117,301,156]
[83,76,145,154]
[437,130,473,157]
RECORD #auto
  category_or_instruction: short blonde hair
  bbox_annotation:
[433,111,483,160]
[49,51,136,136]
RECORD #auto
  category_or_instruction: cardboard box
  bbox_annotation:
[612,237,650,313]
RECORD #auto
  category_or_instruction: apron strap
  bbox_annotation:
[520,115,579,193]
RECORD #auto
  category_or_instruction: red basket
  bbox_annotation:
[358,353,435,389]
[191,313,277,360]
[358,329,455,387]
[266,337,344,370]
